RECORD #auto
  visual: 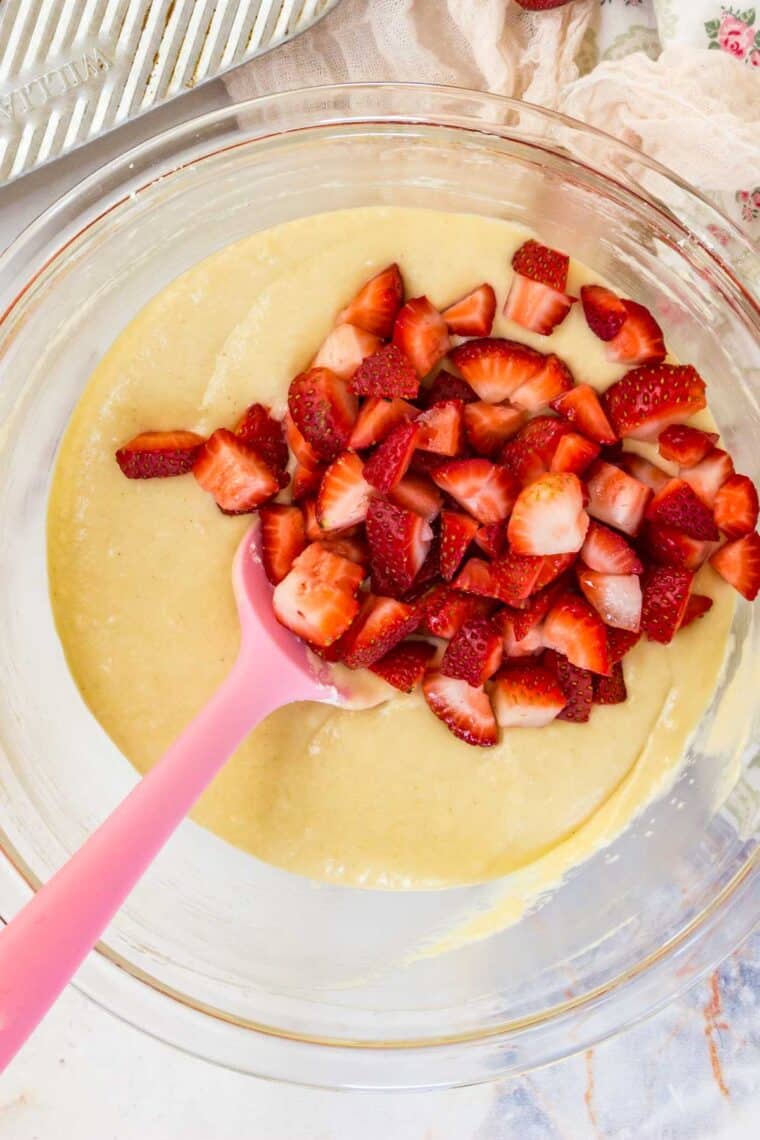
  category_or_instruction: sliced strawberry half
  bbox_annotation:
[658,424,718,467]
[710,532,760,601]
[645,477,720,541]
[508,472,589,556]
[285,411,321,469]
[491,660,566,728]
[605,300,666,365]
[288,367,358,461]
[340,594,420,669]
[337,263,404,338]
[440,510,479,581]
[499,415,570,486]
[534,551,578,590]
[441,616,504,686]
[679,593,713,630]
[115,430,205,479]
[511,354,574,412]
[369,640,436,692]
[422,370,478,406]
[474,521,507,559]
[389,473,443,521]
[415,400,465,456]
[543,650,594,723]
[642,522,712,572]
[580,284,627,342]
[713,474,759,539]
[259,504,307,585]
[551,383,617,445]
[504,275,574,336]
[618,452,670,493]
[272,542,364,648]
[292,461,325,503]
[606,627,641,666]
[348,396,418,450]
[363,420,421,492]
[392,296,450,377]
[449,338,545,403]
[586,461,651,536]
[581,520,643,574]
[542,593,610,674]
[464,402,525,457]
[640,564,694,643]
[432,458,520,524]
[422,671,498,747]
[593,663,627,705]
[442,283,496,336]
[193,429,281,513]
[511,239,569,291]
[316,451,373,530]
[577,568,642,632]
[681,448,734,508]
[420,585,492,639]
[502,615,545,658]
[550,432,600,476]
[455,552,544,606]
[350,343,419,399]
[604,363,706,441]
[365,498,433,593]
[313,324,381,381]
[234,404,288,475]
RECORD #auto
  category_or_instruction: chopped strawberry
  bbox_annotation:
[713,474,759,539]
[410,449,451,478]
[580,284,627,342]
[313,324,381,380]
[422,671,498,747]
[500,415,569,486]
[618,452,670,493]
[337,263,404,338]
[543,650,593,723]
[432,458,520,524]
[604,363,706,441]
[316,451,373,529]
[365,498,433,592]
[389,473,443,520]
[350,343,419,399]
[440,510,479,581]
[340,595,420,669]
[504,275,574,336]
[288,367,358,461]
[658,424,718,467]
[272,542,364,648]
[464,402,525,457]
[606,628,641,666]
[403,536,442,601]
[348,396,418,449]
[449,338,545,403]
[551,384,617,445]
[581,520,643,574]
[642,522,712,572]
[508,473,589,556]
[259,504,307,585]
[422,370,478,406]
[533,551,578,590]
[640,564,694,643]
[415,400,465,456]
[491,661,567,728]
[369,640,436,692]
[234,404,289,474]
[292,461,324,503]
[710,532,760,600]
[285,411,321,469]
[502,615,545,658]
[511,354,574,412]
[392,296,450,377]
[512,579,567,641]
[455,553,544,606]
[679,593,713,630]
[543,593,610,674]
[193,429,281,513]
[577,568,642,632]
[681,448,734,508]
[605,300,666,365]
[363,420,420,492]
[550,432,601,476]
[586,461,651,536]
[302,499,324,541]
[474,521,507,559]
[420,585,492,639]
[441,616,504,686]
[320,533,370,566]
[442,283,496,336]
[593,662,627,705]
[511,239,569,291]
[115,430,205,478]
[645,477,720,541]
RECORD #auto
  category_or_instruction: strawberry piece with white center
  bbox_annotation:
[441,616,504,686]
[586,461,651,536]
[710,532,760,601]
[464,402,525,457]
[502,615,545,659]
[550,432,600,476]
[605,300,666,365]
[348,396,418,449]
[288,367,358,461]
[491,661,567,728]
[511,579,567,641]
[603,363,706,441]
[508,472,589,556]
[369,641,436,692]
[618,452,670,493]
[389,473,443,521]
[420,585,492,639]
[543,649,594,723]
[449,338,545,403]
[474,522,507,559]
[365,498,433,593]
[313,324,381,381]
[272,542,364,648]
[337,263,404,338]
[422,671,498,747]
[259,504,307,585]
[643,522,712,572]
[511,354,574,412]
[580,284,628,342]
[193,429,281,513]
[363,420,421,492]
[713,474,759,538]
[577,568,642,633]
[543,593,610,674]
[432,458,520,524]
[316,451,373,530]
[455,552,544,606]
[645,477,720,541]
[415,400,465,456]
[658,424,719,467]
[680,448,734,508]
[350,344,419,399]
[640,564,694,643]
[593,663,627,705]
[499,415,570,486]
[423,371,479,406]
[234,405,289,475]
[115,430,205,479]
[581,520,643,574]
[392,296,451,377]
[440,510,479,581]
[504,276,574,336]
[679,594,713,630]
[442,283,496,337]
[551,384,617,445]
[340,594,420,669]
[511,239,570,291]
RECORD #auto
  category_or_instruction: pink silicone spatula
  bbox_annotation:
[0,524,362,1071]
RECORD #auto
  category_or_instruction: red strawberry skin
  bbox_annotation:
[340,595,420,669]
[551,384,617,445]
[580,284,627,342]
[543,650,594,723]
[643,523,711,572]
[420,585,492,639]
[606,627,641,665]
[441,616,504,686]
[645,478,720,541]
[259,504,307,584]
[193,429,281,513]
[369,641,436,692]
[363,420,421,492]
[679,593,713,630]
[455,553,544,606]
[234,404,289,473]
[710,532,760,600]
[392,296,451,377]
[338,263,404,338]
[464,402,525,457]
[422,371,478,406]
[511,239,569,291]
[348,396,418,449]
[542,592,610,674]
[288,367,358,461]
[115,430,205,478]
[658,424,718,467]
[442,283,496,337]
[603,363,706,441]
[713,475,759,539]
[350,344,419,399]
[365,498,433,592]
[440,510,479,581]
[500,416,569,486]
[640,565,694,643]
[594,662,627,705]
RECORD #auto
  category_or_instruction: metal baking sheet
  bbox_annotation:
[0,0,340,184]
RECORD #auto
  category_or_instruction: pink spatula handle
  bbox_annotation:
[0,652,278,1073]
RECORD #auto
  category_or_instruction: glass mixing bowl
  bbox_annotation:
[0,84,758,1089]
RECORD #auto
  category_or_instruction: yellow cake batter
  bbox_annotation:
[47,207,734,890]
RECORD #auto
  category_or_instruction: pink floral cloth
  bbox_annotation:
[706,7,760,66]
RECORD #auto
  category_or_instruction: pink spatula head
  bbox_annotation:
[0,523,363,1072]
